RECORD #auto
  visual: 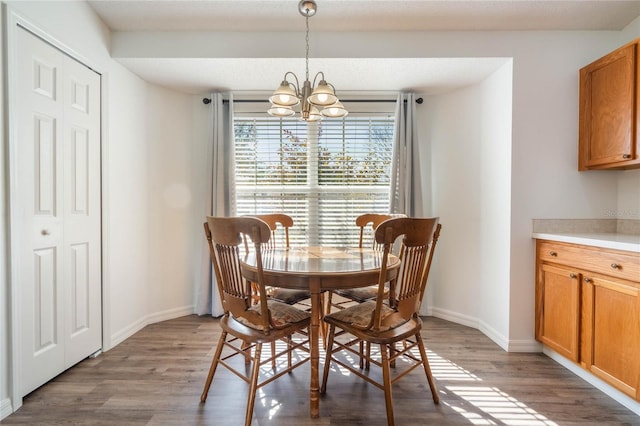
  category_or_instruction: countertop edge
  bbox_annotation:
[532,232,640,253]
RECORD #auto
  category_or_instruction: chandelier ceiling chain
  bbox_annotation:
[305,8,310,83]
[267,0,348,121]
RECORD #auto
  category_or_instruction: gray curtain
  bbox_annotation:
[390,92,421,216]
[195,93,235,316]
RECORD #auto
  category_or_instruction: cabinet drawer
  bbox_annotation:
[538,240,640,283]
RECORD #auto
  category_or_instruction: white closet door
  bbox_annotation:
[15,27,102,396]
[61,50,102,369]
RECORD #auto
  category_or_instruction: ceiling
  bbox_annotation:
[86,0,640,95]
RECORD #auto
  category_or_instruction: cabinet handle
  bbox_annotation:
[622,154,632,159]
[611,263,620,269]
[569,273,577,279]
[584,277,593,283]
[41,229,50,236]
[549,251,557,257]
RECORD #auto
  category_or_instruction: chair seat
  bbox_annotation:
[324,300,410,333]
[336,284,388,303]
[270,288,312,305]
[234,299,311,331]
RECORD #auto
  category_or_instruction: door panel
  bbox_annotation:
[33,247,58,354]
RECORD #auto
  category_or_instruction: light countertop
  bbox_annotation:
[532,232,640,253]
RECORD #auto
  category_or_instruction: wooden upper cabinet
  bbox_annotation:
[579,40,640,170]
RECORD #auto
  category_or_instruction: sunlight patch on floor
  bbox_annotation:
[427,350,482,382]
[445,385,558,425]
[427,350,557,425]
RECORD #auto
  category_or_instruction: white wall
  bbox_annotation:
[617,171,640,220]
[104,63,150,345]
[618,19,640,222]
[146,85,195,320]
[0,3,10,420]
[422,61,512,348]
[478,62,513,347]
[1,0,196,416]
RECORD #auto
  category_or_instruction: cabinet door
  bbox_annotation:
[536,264,581,362]
[586,275,640,399]
[579,43,638,170]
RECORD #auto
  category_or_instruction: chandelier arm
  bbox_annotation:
[283,71,302,97]
[311,71,325,88]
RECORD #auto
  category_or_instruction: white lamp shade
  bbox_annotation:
[308,80,338,106]
[268,105,296,117]
[305,105,323,122]
[269,81,300,107]
[321,101,348,118]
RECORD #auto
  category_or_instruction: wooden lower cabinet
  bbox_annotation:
[536,264,580,361]
[585,274,640,399]
[535,240,640,401]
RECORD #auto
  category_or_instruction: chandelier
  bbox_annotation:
[268,0,348,121]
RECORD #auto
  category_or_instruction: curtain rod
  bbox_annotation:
[203,97,423,105]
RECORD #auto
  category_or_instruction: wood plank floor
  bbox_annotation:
[3,315,638,425]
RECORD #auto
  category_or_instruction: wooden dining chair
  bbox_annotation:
[326,213,395,313]
[251,214,312,306]
[321,217,442,426]
[200,216,310,426]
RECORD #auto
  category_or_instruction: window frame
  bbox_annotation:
[233,99,396,247]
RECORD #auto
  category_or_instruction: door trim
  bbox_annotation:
[5,7,110,413]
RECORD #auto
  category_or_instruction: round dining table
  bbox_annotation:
[241,246,400,418]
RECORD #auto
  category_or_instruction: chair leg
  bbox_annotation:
[201,331,227,402]
[416,333,439,404]
[380,343,395,426]
[319,294,327,348]
[365,341,371,370]
[358,341,364,369]
[390,341,396,368]
[287,335,292,369]
[271,341,277,370]
[320,324,336,394]
[241,340,251,365]
[245,343,263,426]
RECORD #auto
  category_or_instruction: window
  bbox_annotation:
[234,107,395,247]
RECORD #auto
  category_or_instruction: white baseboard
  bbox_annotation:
[544,347,640,417]
[1,398,13,420]
[109,305,194,349]
[429,306,480,329]
[504,337,542,353]
[427,307,540,353]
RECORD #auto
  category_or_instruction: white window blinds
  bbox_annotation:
[234,112,394,247]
